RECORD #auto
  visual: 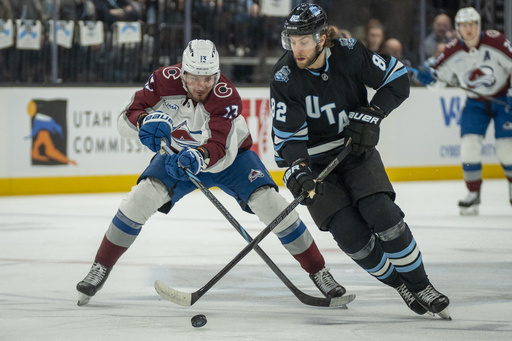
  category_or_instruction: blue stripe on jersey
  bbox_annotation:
[273,136,308,151]
[384,57,397,78]
[273,123,309,151]
[503,164,512,171]
[112,210,142,236]
[381,67,407,88]
[273,123,307,139]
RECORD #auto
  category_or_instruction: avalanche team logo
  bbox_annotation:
[274,66,291,83]
[170,121,201,150]
[463,65,496,89]
[248,169,264,182]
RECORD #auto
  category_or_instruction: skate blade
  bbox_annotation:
[459,205,479,216]
[437,307,452,320]
[77,292,91,306]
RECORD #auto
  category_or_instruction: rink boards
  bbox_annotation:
[0,87,503,195]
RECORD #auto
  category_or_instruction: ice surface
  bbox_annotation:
[1,179,511,340]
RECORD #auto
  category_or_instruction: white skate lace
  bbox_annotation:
[415,285,440,304]
[396,284,415,305]
[312,268,340,294]
[83,262,108,286]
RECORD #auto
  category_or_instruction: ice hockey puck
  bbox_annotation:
[191,314,207,328]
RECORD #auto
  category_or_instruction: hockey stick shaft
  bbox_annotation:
[407,66,510,110]
[155,140,354,306]
[181,167,347,307]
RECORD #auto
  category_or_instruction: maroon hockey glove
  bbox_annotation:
[345,106,385,155]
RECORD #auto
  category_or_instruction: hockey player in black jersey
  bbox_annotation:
[271,3,451,319]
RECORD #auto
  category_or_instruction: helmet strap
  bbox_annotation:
[308,44,325,68]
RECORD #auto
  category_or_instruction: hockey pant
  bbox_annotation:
[95,178,325,274]
[326,193,430,292]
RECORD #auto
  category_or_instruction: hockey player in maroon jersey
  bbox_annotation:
[76,39,348,306]
[416,7,512,215]
[271,3,450,318]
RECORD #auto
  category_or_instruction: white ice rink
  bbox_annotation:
[1,179,511,341]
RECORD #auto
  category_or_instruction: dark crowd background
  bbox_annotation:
[0,0,510,86]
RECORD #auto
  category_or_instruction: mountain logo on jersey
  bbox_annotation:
[248,169,264,182]
[463,65,496,89]
[170,121,200,149]
[274,66,291,83]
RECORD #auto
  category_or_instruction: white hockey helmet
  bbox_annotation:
[181,39,220,77]
[455,7,481,33]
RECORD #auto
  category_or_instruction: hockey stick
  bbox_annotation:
[158,143,350,307]
[407,66,510,111]
[154,139,355,307]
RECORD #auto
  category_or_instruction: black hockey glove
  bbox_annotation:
[345,106,385,155]
[283,159,323,205]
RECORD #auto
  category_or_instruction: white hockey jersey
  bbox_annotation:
[432,30,512,99]
[117,64,252,173]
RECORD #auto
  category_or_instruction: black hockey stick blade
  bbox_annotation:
[155,140,353,306]
[158,157,355,308]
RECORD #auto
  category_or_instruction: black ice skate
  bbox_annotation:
[412,284,451,320]
[310,267,346,298]
[458,191,480,215]
[76,261,112,306]
[395,283,428,315]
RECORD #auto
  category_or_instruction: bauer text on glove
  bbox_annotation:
[345,106,385,155]
[283,160,322,205]
[138,112,173,152]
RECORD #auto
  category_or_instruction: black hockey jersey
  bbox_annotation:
[270,38,409,167]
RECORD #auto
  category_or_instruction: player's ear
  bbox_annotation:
[319,34,327,47]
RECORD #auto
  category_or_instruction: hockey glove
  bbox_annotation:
[345,106,385,155]
[138,111,173,152]
[283,159,322,205]
[415,65,436,85]
[165,148,206,181]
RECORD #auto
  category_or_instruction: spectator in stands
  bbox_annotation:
[423,13,456,59]
[16,0,49,20]
[381,38,411,66]
[363,18,385,53]
[382,37,418,85]
[92,0,142,27]
[76,0,96,21]
[0,0,13,19]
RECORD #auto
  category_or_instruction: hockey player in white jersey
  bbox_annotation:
[75,39,348,306]
[416,7,512,215]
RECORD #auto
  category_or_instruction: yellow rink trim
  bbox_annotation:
[0,164,505,196]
